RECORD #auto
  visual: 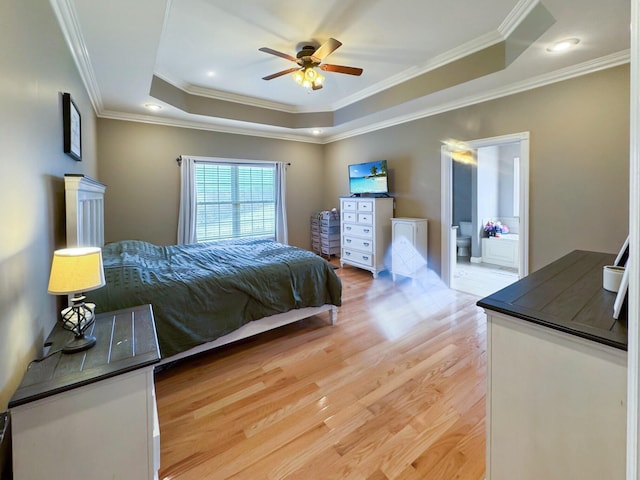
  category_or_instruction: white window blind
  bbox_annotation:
[194,161,276,242]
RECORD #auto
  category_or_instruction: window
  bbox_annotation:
[194,161,276,242]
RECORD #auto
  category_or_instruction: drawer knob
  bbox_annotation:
[363,242,370,247]
[364,229,370,233]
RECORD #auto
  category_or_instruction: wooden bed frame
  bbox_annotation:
[64,174,338,365]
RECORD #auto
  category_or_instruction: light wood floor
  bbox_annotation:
[155,263,487,480]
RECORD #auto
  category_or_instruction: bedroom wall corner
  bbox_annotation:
[0,0,98,409]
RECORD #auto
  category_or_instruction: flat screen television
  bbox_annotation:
[348,160,389,195]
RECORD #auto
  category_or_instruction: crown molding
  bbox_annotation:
[499,0,540,38]
[49,0,104,113]
[155,73,332,114]
[97,109,324,144]
[324,50,631,143]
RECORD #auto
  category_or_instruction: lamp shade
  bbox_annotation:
[48,247,106,295]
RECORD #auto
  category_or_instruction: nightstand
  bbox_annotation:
[9,304,161,480]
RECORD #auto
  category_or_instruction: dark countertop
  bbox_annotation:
[477,250,627,351]
[9,304,160,408]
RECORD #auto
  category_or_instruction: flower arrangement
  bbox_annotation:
[484,220,509,237]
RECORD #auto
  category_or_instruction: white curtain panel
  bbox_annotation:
[275,161,288,244]
[177,156,197,245]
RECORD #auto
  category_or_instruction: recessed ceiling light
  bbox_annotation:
[311,129,322,135]
[547,38,580,53]
[207,71,216,77]
[144,103,162,111]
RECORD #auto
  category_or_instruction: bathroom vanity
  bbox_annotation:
[478,250,627,480]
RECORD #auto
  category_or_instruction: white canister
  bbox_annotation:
[603,265,625,292]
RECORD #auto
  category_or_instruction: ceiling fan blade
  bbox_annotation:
[262,67,300,80]
[311,38,342,61]
[258,47,299,64]
[320,64,363,76]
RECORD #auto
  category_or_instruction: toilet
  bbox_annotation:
[456,221,472,257]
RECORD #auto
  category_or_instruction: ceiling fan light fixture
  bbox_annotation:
[305,68,317,81]
[292,68,324,89]
[292,70,304,84]
[261,38,362,92]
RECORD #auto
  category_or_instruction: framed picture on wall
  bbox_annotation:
[62,92,82,161]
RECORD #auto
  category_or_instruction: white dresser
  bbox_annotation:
[478,251,626,480]
[390,218,428,280]
[340,197,394,278]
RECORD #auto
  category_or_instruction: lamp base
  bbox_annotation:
[62,334,96,353]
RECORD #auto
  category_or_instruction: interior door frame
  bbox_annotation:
[627,0,639,475]
[440,131,530,288]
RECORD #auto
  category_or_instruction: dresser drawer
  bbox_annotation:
[357,201,373,212]
[358,213,373,225]
[342,200,357,211]
[342,223,373,238]
[342,212,356,223]
[341,248,374,267]
[342,236,373,252]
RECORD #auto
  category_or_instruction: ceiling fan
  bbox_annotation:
[259,38,363,90]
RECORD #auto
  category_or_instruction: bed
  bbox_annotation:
[63,174,341,363]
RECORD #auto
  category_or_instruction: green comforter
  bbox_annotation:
[86,239,342,358]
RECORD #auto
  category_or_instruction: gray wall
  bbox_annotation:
[324,64,630,274]
[0,0,98,408]
[97,120,326,249]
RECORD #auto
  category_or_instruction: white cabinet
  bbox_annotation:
[340,197,394,278]
[391,218,428,280]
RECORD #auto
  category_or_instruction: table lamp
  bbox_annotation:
[47,247,106,353]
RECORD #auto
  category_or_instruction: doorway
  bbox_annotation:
[440,132,530,296]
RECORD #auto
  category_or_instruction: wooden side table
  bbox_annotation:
[9,304,161,480]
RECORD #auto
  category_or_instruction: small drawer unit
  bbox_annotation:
[340,197,394,278]
[311,210,340,258]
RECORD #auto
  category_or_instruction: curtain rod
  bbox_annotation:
[176,156,290,167]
